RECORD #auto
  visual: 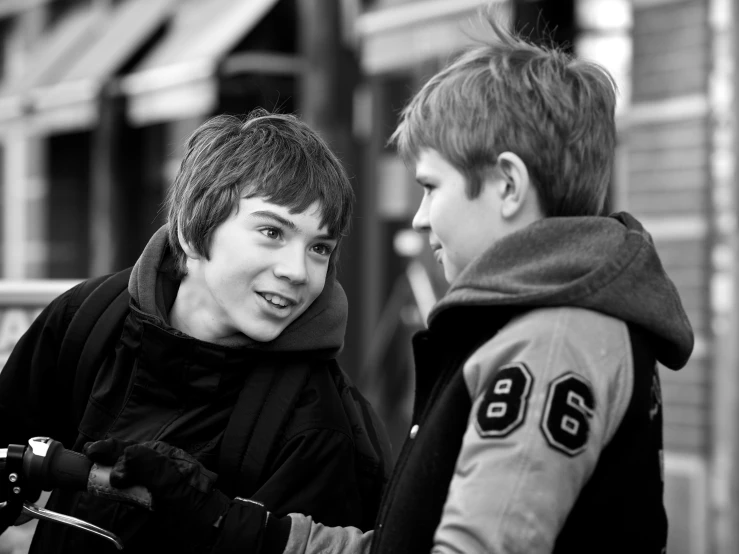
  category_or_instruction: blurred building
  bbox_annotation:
[617,1,734,553]
[0,0,311,279]
[0,0,736,553]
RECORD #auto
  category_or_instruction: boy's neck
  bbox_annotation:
[169,273,235,344]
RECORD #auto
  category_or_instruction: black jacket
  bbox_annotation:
[0,226,390,554]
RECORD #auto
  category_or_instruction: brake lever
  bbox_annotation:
[21,502,123,550]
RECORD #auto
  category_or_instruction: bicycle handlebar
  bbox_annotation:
[16,437,152,509]
[2,437,153,550]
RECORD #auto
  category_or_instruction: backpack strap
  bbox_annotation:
[329,361,393,528]
[57,267,133,427]
[218,359,311,498]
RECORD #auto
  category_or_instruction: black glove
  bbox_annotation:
[84,439,285,554]
[83,437,138,465]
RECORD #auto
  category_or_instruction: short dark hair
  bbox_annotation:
[166,109,355,274]
[390,10,617,217]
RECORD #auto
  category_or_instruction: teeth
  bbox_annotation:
[263,293,289,307]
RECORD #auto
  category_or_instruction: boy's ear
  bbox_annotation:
[177,227,201,260]
[495,151,532,219]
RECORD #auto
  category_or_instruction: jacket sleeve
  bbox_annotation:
[0,284,82,449]
[282,513,372,553]
[251,427,365,529]
[212,505,374,554]
[432,308,634,553]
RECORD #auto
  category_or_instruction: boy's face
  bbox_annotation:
[412,148,505,283]
[183,197,337,342]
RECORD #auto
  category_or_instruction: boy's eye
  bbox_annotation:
[260,227,282,240]
[312,243,334,257]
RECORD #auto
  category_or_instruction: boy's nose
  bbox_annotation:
[412,198,430,232]
[274,249,308,284]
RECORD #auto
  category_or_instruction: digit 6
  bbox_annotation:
[540,372,595,457]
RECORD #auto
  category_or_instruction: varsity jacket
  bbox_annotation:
[261,212,694,554]
[0,226,390,554]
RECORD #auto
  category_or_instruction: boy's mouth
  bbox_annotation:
[431,245,443,263]
[257,292,296,309]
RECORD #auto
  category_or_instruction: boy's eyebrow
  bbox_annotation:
[250,210,298,231]
[249,210,337,241]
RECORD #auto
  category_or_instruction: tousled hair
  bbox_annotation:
[390,9,618,217]
[166,109,354,275]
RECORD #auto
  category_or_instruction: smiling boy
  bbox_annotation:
[77,12,694,554]
[0,110,391,554]
[169,197,335,343]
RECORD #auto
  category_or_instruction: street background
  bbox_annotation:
[0,0,733,552]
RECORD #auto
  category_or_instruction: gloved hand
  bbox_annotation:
[84,439,281,554]
[83,437,138,465]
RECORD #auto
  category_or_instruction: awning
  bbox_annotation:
[119,0,279,126]
[356,0,509,75]
[29,0,178,133]
[0,5,102,126]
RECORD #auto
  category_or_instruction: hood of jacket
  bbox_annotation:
[127,225,347,357]
[429,212,694,370]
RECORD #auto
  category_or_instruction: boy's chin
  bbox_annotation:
[241,322,288,343]
[442,264,458,284]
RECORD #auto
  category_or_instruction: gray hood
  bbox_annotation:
[429,212,694,370]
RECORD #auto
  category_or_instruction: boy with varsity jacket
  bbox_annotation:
[78,10,693,554]
[0,110,391,553]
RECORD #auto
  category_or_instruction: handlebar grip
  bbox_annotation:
[22,438,91,491]
[88,464,152,510]
[49,449,93,490]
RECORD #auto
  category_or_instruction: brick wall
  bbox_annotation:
[631,1,709,100]
[625,1,718,551]
[626,0,712,456]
